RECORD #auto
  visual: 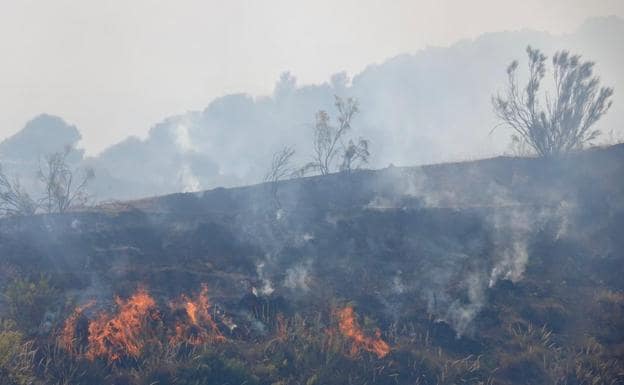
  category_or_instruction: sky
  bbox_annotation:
[1,0,623,155]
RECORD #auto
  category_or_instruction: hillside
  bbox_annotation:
[0,145,623,384]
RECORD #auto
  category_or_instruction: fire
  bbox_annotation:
[336,306,390,359]
[186,301,199,324]
[86,287,159,362]
[169,284,224,346]
[58,285,395,363]
[59,300,95,354]
[58,284,226,362]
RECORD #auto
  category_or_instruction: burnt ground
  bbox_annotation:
[0,144,623,385]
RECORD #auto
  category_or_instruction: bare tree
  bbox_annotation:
[0,164,38,216]
[303,96,365,175]
[38,149,94,213]
[264,146,296,184]
[264,146,296,208]
[340,138,370,173]
[492,46,614,157]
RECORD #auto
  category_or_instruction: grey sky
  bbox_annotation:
[1,0,622,155]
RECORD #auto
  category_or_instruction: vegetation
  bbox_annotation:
[0,147,94,217]
[493,46,614,156]
[264,146,296,208]
[264,96,371,207]
[0,165,37,217]
[0,320,36,385]
[0,41,621,385]
[3,275,58,335]
[38,148,94,214]
[0,271,620,384]
[302,96,370,175]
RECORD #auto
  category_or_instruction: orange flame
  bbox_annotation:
[86,287,159,362]
[59,300,95,354]
[169,284,224,346]
[336,306,390,359]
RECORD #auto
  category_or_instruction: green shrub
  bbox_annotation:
[0,320,36,385]
[3,275,58,334]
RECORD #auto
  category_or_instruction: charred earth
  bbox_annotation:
[1,145,623,385]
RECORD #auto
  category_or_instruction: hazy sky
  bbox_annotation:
[1,0,622,155]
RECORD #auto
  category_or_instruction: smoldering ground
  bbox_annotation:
[2,143,619,339]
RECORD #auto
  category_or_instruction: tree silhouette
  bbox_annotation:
[493,46,614,156]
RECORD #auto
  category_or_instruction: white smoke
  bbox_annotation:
[284,261,312,291]
[445,272,486,336]
[174,122,201,193]
[392,271,406,294]
[178,163,201,193]
[174,123,195,152]
[489,241,529,287]
[255,261,275,296]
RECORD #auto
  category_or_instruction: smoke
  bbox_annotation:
[174,122,202,193]
[487,201,574,288]
[173,123,194,153]
[391,271,406,294]
[444,272,486,337]
[359,154,579,336]
[255,261,275,296]
[489,241,528,287]
[486,208,534,288]
[3,18,621,202]
[284,260,312,292]
[0,19,614,354]
[178,163,201,193]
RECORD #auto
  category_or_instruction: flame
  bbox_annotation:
[59,300,95,354]
[186,301,199,324]
[169,284,224,346]
[336,306,390,359]
[86,287,159,362]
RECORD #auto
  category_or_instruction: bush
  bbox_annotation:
[3,275,58,334]
[0,320,36,385]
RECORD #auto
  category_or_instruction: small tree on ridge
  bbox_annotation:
[492,46,614,156]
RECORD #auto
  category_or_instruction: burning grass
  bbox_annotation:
[168,283,225,346]
[58,300,94,355]
[86,287,159,362]
[336,305,390,359]
[59,284,226,364]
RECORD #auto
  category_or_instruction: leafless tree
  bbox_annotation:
[38,149,94,213]
[264,146,296,208]
[340,138,370,173]
[492,46,614,157]
[264,146,296,185]
[0,164,38,216]
[303,96,365,175]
